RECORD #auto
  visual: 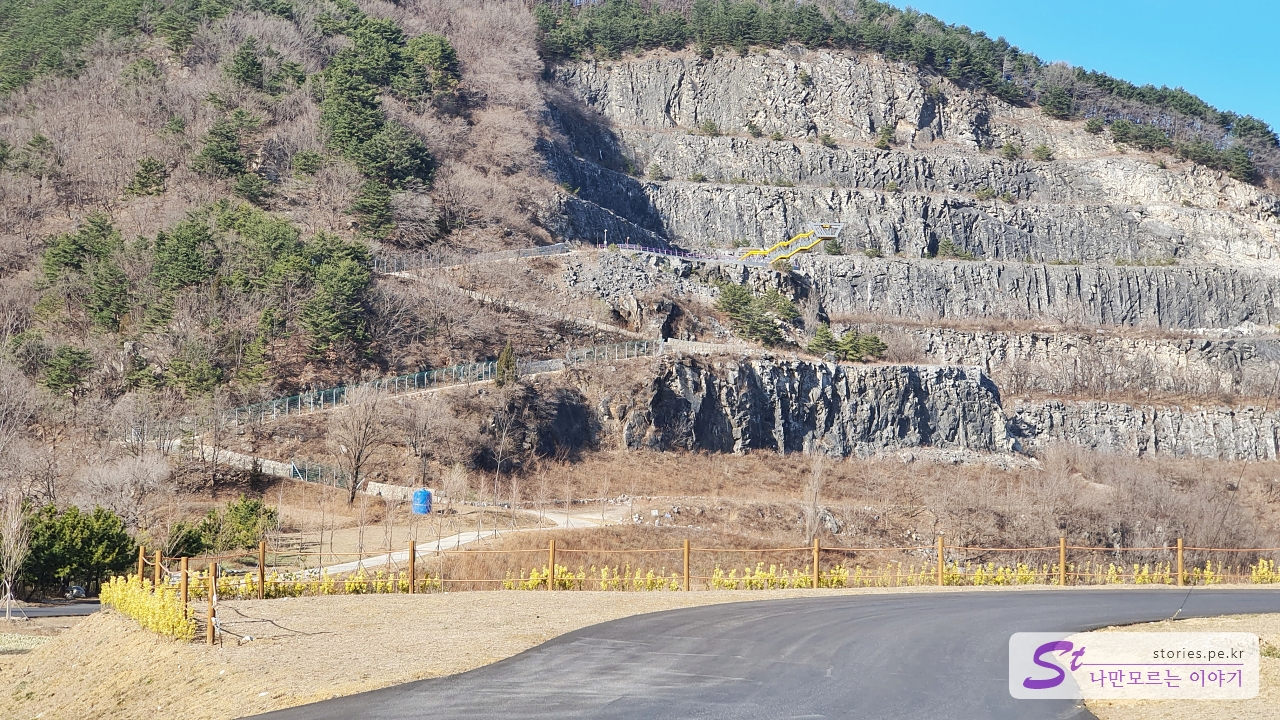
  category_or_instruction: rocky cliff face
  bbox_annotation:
[800,255,1280,331]
[620,356,1011,456]
[544,48,1280,463]
[1011,399,1280,462]
[549,50,1280,267]
[901,327,1280,399]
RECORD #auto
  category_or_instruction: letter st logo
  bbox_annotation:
[1009,633,1085,699]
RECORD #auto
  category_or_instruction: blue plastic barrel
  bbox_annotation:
[411,488,432,515]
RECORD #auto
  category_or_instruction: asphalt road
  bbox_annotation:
[253,589,1278,720]
[4,601,100,618]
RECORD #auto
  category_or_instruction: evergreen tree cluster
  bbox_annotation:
[536,0,1034,104]
[224,36,306,95]
[1076,69,1277,147]
[36,203,374,395]
[316,0,460,237]
[0,0,299,93]
[715,282,798,347]
[1104,119,1259,183]
[21,504,134,594]
[806,323,886,362]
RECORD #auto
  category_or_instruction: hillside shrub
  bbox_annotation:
[935,239,976,260]
[807,323,885,362]
[1031,144,1054,161]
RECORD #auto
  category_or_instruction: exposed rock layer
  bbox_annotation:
[1011,399,1280,462]
[622,356,1010,456]
[800,256,1280,331]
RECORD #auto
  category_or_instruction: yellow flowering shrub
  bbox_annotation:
[101,575,196,642]
[1251,559,1278,584]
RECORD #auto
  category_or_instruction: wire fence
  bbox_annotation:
[135,537,1280,604]
[127,340,660,443]
[373,243,570,274]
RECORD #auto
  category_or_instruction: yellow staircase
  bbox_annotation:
[739,229,815,261]
[739,223,844,263]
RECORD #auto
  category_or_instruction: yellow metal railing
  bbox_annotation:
[775,235,823,261]
[739,230,815,261]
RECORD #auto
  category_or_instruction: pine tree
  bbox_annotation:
[41,347,93,397]
[124,157,167,196]
[225,38,266,90]
[495,340,517,387]
[806,324,839,356]
[86,260,130,331]
[1038,85,1073,118]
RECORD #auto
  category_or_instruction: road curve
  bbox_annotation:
[253,589,1278,720]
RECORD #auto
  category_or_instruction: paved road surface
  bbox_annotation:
[253,589,1278,720]
[4,601,99,618]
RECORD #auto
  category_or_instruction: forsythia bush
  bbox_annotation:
[1251,560,1278,584]
[710,563,848,590]
[101,575,196,642]
[186,568,439,598]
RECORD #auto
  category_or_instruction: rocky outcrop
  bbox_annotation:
[900,328,1280,399]
[1011,399,1280,461]
[801,256,1280,331]
[620,356,1011,456]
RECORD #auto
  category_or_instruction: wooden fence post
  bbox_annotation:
[1177,538,1184,587]
[179,557,189,607]
[153,550,162,589]
[812,538,820,589]
[408,540,416,594]
[937,536,945,587]
[207,563,217,646]
[683,539,691,592]
[1059,537,1067,587]
[258,541,266,600]
[136,545,145,581]
[548,539,556,591]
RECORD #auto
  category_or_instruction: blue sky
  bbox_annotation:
[898,1,1279,129]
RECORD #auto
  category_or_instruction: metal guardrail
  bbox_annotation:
[373,243,570,274]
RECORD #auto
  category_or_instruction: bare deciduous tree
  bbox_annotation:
[330,386,388,504]
[1,489,30,620]
[86,455,172,533]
